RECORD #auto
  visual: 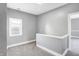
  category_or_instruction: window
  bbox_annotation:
[9,18,22,36]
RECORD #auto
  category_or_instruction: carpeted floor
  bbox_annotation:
[7,42,53,56]
[7,41,79,56]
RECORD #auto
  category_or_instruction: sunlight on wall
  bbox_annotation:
[45,23,54,35]
[45,12,65,36]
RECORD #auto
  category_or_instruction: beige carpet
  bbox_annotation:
[7,42,53,56]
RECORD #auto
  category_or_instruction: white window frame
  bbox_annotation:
[9,18,22,36]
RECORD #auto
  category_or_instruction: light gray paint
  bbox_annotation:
[7,8,37,46]
[37,3,79,36]
[36,34,68,54]
[7,3,79,55]
[0,3,7,56]
[36,3,79,54]
[71,18,79,30]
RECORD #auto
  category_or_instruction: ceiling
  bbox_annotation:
[7,3,67,15]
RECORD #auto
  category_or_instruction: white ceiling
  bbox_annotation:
[7,3,67,15]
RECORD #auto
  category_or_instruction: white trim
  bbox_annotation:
[36,44,62,56]
[68,14,72,50]
[36,33,69,39]
[7,40,36,49]
[62,48,69,56]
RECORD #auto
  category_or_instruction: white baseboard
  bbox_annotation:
[7,40,36,49]
[36,44,62,56]
[62,48,69,56]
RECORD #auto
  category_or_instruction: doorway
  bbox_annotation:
[68,12,79,54]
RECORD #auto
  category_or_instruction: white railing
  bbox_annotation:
[36,33,69,39]
[36,33,69,56]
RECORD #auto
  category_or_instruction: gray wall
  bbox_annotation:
[37,3,79,36]
[7,8,37,46]
[0,3,7,56]
[36,3,79,55]
[7,3,79,55]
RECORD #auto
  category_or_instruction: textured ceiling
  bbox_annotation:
[7,3,67,15]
